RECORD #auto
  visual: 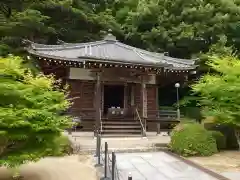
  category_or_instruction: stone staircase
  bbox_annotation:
[101,117,142,136]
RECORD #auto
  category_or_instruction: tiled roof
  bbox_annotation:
[28,35,197,69]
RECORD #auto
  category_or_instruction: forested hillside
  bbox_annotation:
[1,0,240,58]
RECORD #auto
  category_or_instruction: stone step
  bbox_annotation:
[103,125,141,129]
[101,129,142,134]
[100,134,143,138]
[102,121,138,124]
[101,118,138,122]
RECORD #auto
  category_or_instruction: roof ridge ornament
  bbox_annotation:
[103,29,117,41]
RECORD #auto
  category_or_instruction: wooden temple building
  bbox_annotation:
[27,33,197,136]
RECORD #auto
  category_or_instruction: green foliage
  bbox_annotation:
[192,56,240,128]
[197,35,235,73]
[113,0,240,57]
[209,130,226,150]
[169,123,218,156]
[179,118,196,124]
[1,0,240,58]
[0,56,71,167]
[0,44,10,56]
[44,135,73,156]
[0,0,121,51]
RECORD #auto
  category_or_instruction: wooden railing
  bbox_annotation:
[147,109,182,122]
[135,107,147,137]
[67,107,181,121]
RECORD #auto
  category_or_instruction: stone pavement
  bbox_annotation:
[66,131,170,152]
[115,152,218,180]
[221,172,240,180]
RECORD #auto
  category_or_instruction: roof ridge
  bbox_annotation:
[134,49,162,64]
[115,41,195,65]
[115,42,164,56]
[31,40,106,50]
[115,42,166,63]
[163,56,196,65]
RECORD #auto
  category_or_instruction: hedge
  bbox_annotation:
[169,123,218,157]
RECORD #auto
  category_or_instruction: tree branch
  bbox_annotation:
[0,3,12,18]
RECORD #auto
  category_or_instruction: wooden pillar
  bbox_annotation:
[156,85,159,111]
[94,71,101,136]
[140,76,147,137]
[124,83,128,109]
[130,84,135,106]
[156,85,160,135]
[141,77,147,118]
[157,123,161,135]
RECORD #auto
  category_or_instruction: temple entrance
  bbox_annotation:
[103,85,124,114]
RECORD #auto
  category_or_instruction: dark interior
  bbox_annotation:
[103,85,124,114]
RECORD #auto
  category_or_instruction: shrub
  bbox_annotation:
[55,135,73,155]
[169,123,218,157]
[44,135,73,156]
[209,130,226,150]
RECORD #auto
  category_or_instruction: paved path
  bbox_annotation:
[116,152,218,180]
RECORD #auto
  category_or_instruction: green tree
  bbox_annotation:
[0,0,120,55]
[113,0,240,58]
[0,56,71,167]
[191,55,240,149]
[2,0,240,59]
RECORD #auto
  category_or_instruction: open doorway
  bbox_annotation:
[103,85,124,114]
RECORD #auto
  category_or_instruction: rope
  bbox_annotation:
[115,163,121,180]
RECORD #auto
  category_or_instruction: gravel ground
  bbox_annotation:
[187,151,240,173]
[0,155,98,180]
[187,151,240,180]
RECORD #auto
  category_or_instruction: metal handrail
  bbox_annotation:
[135,108,147,136]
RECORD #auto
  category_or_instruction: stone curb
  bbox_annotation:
[76,146,168,155]
[165,151,231,180]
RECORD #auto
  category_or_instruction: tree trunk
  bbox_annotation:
[234,128,240,150]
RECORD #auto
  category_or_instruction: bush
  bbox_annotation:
[44,135,73,156]
[169,123,218,157]
[55,135,73,155]
[209,131,226,150]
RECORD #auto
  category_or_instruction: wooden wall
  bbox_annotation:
[67,79,158,131]
[68,80,95,131]
[68,80,157,113]
[68,80,95,110]
[38,60,184,133]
